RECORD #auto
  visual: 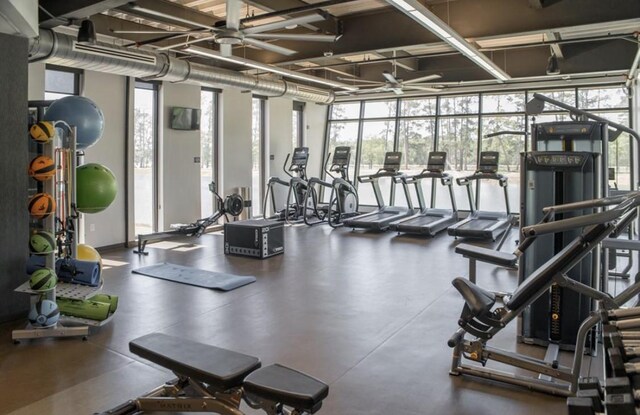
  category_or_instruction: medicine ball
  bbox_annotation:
[29,121,55,144]
[28,193,56,219]
[28,299,60,328]
[29,268,57,292]
[29,230,56,255]
[28,155,56,181]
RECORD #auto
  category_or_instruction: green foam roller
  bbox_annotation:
[88,294,118,313]
[57,298,110,321]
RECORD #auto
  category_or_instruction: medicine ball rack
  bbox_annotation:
[12,101,115,344]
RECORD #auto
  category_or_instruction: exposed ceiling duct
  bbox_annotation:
[28,29,335,104]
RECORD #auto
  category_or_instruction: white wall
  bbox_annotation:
[160,82,202,229]
[219,88,253,196]
[82,70,127,248]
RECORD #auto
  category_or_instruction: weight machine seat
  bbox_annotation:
[244,364,329,413]
[455,243,518,268]
[452,277,496,316]
[129,333,261,391]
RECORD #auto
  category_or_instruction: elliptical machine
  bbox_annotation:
[263,147,311,223]
[303,146,359,227]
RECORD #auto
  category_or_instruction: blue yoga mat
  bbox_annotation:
[132,263,256,291]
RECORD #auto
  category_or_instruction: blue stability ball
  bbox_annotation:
[43,96,105,150]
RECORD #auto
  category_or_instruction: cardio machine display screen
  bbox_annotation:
[383,152,402,170]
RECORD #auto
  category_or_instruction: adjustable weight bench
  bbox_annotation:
[99,333,329,415]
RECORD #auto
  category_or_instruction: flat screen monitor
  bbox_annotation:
[170,107,200,130]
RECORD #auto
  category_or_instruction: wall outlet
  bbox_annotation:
[89,223,96,232]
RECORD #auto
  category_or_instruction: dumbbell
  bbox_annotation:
[567,378,603,415]
[609,308,640,321]
[605,393,636,415]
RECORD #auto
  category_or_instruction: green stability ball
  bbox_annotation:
[76,163,117,214]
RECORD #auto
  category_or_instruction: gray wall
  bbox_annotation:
[0,33,29,323]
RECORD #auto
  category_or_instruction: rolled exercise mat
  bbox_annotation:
[88,294,118,313]
[27,255,46,274]
[55,258,101,286]
[56,298,110,321]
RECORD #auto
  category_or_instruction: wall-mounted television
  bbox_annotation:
[170,107,200,130]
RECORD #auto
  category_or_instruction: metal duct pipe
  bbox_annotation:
[28,29,335,104]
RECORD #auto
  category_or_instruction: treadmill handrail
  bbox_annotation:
[358,170,404,183]
[456,171,507,186]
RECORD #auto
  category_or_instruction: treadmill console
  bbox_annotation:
[382,152,402,172]
[290,147,309,168]
[427,152,446,173]
[478,151,499,173]
[331,146,351,167]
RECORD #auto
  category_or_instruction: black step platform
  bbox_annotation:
[244,363,329,413]
[130,333,261,391]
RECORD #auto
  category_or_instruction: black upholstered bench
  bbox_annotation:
[98,333,329,415]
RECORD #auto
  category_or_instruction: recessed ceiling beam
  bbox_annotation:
[246,0,640,65]
[38,0,131,29]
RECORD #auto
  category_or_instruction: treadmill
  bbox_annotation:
[389,151,459,236]
[447,151,513,241]
[342,151,413,231]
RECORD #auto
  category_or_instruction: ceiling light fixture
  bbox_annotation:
[77,19,96,44]
[185,46,358,91]
[386,0,510,82]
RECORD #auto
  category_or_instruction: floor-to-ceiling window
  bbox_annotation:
[397,97,437,207]
[44,65,81,100]
[252,97,265,217]
[359,100,397,206]
[480,92,526,212]
[133,81,158,235]
[323,84,631,212]
[200,89,218,217]
[576,86,630,191]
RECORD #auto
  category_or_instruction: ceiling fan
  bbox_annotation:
[337,71,443,95]
[111,0,341,56]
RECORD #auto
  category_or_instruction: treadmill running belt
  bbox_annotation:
[457,219,498,230]
[400,216,441,226]
[354,212,400,222]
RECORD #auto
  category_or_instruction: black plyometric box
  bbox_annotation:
[224,219,284,259]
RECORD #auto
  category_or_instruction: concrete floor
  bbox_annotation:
[0,225,618,415]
